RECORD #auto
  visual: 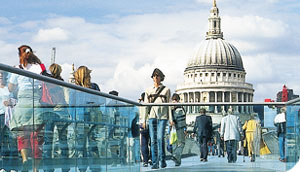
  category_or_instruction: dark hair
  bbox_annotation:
[151,68,165,81]
[200,108,206,114]
[18,45,41,67]
[109,90,119,96]
[172,93,180,101]
[140,92,145,100]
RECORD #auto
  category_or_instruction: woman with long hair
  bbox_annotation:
[8,45,46,172]
[43,63,70,172]
[70,66,101,172]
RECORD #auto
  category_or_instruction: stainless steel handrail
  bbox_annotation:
[2,62,300,107]
[141,102,287,106]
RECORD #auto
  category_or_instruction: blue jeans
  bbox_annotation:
[278,133,285,160]
[140,128,150,163]
[149,118,167,166]
[225,140,237,163]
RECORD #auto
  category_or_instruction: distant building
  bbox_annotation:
[276,85,299,102]
[69,63,75,84]
[176,0,254,123]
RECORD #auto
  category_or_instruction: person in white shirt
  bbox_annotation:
[220,108,243,163]
[274,107,286,162]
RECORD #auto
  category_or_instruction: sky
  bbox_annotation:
[1,0,300,102]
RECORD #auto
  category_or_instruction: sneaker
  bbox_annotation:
[161,161,167,168]
[143,162,148,167]
[279,158,286,162]
[151,164,159,169]
[175,161,181,166]
[200,158,204,161]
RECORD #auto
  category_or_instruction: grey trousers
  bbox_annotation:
[172,128,185,163]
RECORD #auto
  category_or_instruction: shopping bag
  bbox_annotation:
[169,126,177,145]
[260,139,271,155]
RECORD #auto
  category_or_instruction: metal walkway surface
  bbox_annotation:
[141,155,289,172]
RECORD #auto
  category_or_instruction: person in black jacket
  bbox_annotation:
[193,108,212,162]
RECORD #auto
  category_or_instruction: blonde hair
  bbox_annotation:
[280,107,286,113]
[74,66,92,88]
[49,63,63,80]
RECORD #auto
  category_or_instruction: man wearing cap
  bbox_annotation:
[143,68,172,169]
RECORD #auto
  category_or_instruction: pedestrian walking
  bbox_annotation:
[143,68,172,169]
[170,93,186,166]
[274,107,286,162]
[193,108,212,162]
[220,108,243,163]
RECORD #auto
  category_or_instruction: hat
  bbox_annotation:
[109,90,119,96]
[151,68,165,81]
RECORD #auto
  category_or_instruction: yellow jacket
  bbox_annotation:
[242,119,257,132]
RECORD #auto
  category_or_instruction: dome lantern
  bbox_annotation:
[206,0,223,39]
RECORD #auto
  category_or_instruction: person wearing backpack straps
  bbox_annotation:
[170,93,186,167]
[143,68,173,169]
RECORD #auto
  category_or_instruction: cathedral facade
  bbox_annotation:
[176,0,254,117]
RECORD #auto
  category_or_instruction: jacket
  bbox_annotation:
[220,114,242,141]
[143,84,172,122]
[193,114,212,139]
[172,106,186,129]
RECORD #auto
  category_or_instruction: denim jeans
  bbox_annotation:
[149,118,167,166]
[278,133,285,160]
[140,128,150,163]
[225,140,237,162]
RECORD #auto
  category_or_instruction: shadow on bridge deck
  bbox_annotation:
[141,155,288,172]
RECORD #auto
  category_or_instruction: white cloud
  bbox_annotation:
[243,54,274,82]
[0,1,299,102]
[33,27,69,42]
[0,17,11,25]
[223,15,288,39]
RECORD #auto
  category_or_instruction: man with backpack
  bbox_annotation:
[143,68,172,169]
[170,93,186,166]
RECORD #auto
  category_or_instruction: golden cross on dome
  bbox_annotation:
[213,0,217,7]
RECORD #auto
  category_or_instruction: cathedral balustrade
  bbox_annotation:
[177,81,253,90]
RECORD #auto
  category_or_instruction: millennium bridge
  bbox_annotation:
[0,63,299,172]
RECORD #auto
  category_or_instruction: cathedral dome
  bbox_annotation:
[186,38,244,71]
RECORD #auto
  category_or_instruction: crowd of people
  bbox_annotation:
[0,45,287,171]
[138,68,286,169]
[0,45,140,172]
